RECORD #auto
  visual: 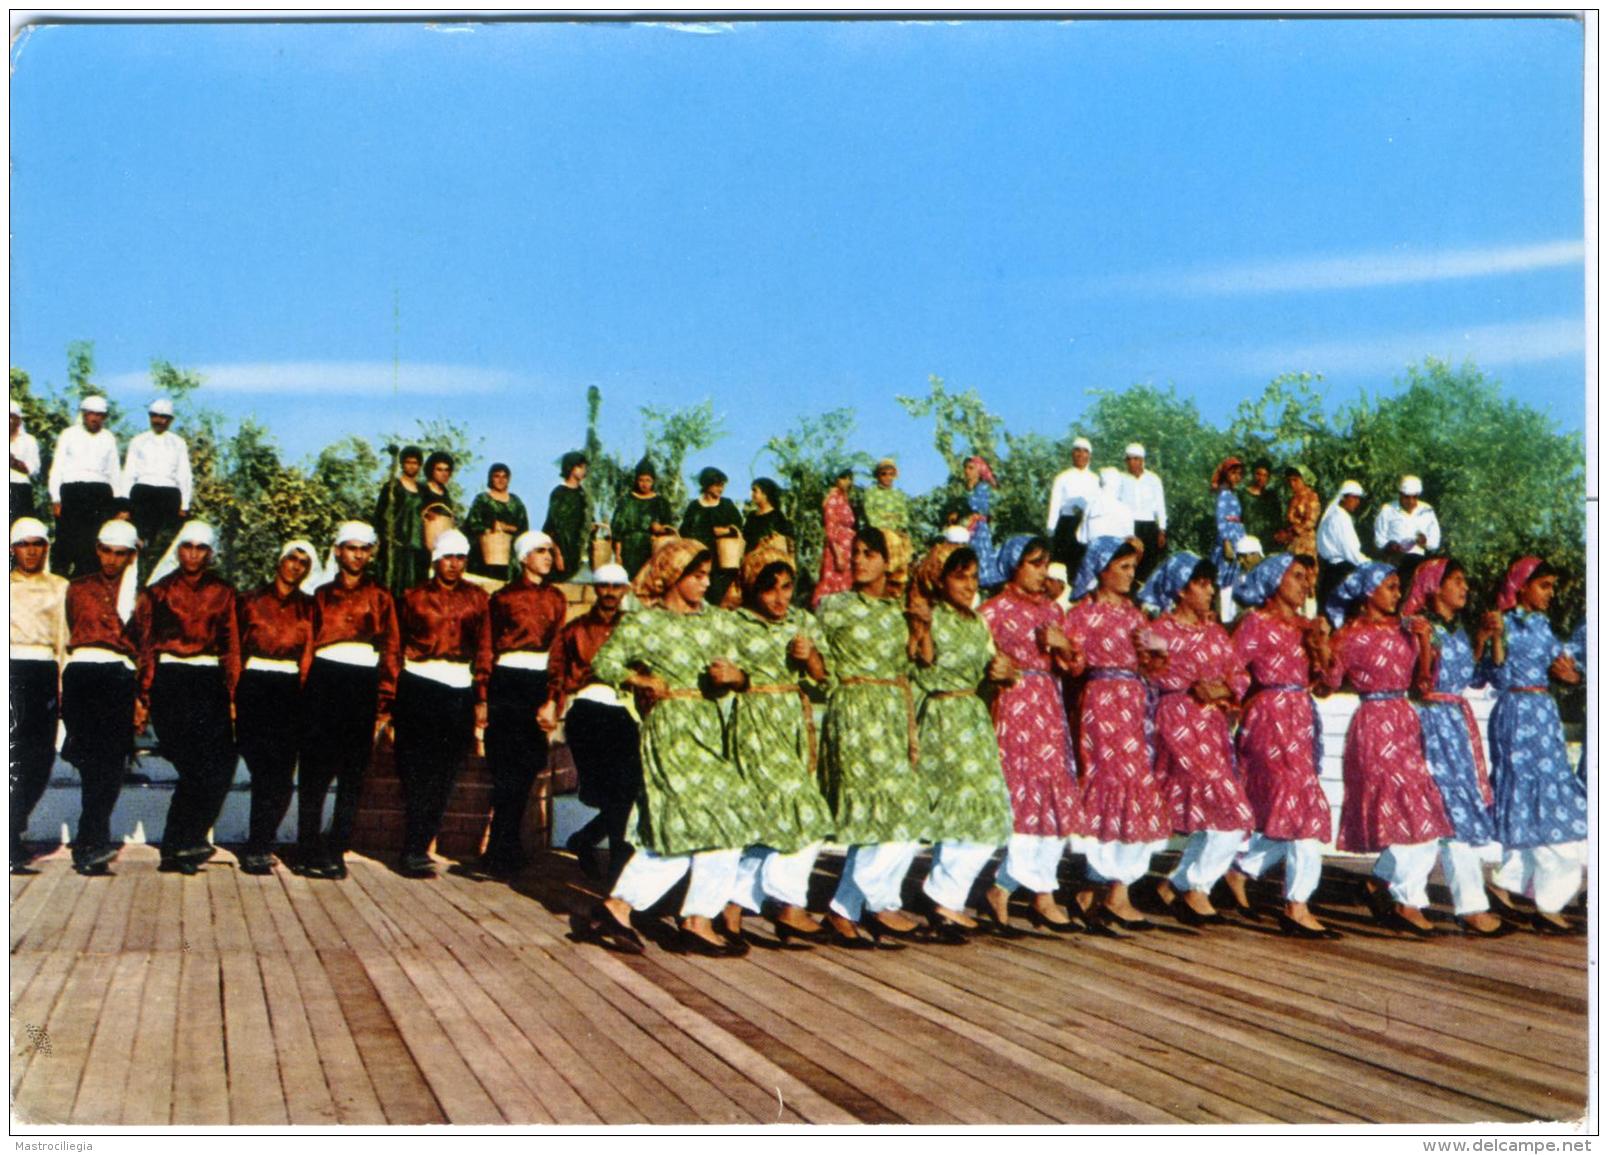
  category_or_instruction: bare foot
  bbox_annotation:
[932,904,978,930]
[1030,893,1072,926]
[721,902,745,937]
[983,885,1012,926]
[871,908,920,934]
[1284,901,1329,933]
[774,905,823,935]
[1223,868,1251,910]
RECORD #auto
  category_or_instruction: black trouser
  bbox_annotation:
[1133,519,1163,582]
[236,668,302,856]
[1317,560,1356,616]
[11,481,35,519]
[566,698,643,866]
[60,661,135,855]
[151,664,237,857]
[52,481,114,578]
[129,484,183,582]
[393,670,476,858]
[1050,510,1086,576]
[298,658,380,863]
[10,659,59,861]
[483,666,549,864]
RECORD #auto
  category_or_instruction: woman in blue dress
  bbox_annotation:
[1210,457,1246,620]
[962,456,1005,589]
[1400,559,1509,936]
[1480,556,1586,934]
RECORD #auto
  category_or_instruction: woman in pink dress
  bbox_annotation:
[1224,553,1340,938]
[1138,552,1253,926]
[977,535,1084,933]
[1323,562,1453,937]
[1063,535,1169,930]
[813,467,858,607]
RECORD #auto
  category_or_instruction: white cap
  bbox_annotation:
[97,519,139,549]
[432,529,470,561]
[1124,443,1145,459]
[1238,535,1264,556]
[1046,561,1069,583]
[174,520,216,549]
[278,539,317,562]
[1338,479,1365,499]
[80,395,108,414]
[9,400,20,417]
[1071,437,1092,453]
[333,521,378,547]
[942,526,971,544]
[148,398,174,417]
[10,517,48,545]
[1399,475,1423,496]
[513,529,555,562]
[591,562,631,585]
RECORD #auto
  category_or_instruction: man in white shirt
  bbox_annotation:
[1077,467,1137,544]
[1316,479,1369,608]
[48,394,123,577]
[1045,435,1100,575]
[1374,474,1441,557]
[1115,442,1167,580]
[123,397,194,580]
[10,400,40,518]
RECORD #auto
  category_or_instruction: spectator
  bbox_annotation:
[1277,465,1321,558]
[1374,474,1441,557]
[1115,443,1166,581]
[1316,479,1369,608]
[10,400,40,518]
[48,394,123,578]
[1045,436,1099,575]
[122,398,194,582]
[1242,458,1284,544]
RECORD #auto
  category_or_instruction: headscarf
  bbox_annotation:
[315,521,379,591]
[9,517,48,545]
[1324,561,1395,628]
[994,535,1039,585]
[942,525,971,545]
[95,520,140,623]
[1233,553,1298,609]
[1139,551,1204,616]
[1072,535,1130,601]
[910,540,968,611]
[740,534,794,593]
[431,529,470,563]
[635,536,709,602]
[965,456,996,485]
[277,538,323,594]
[147,519,218,586]
[591,562,631,585]
[1400,558,1449,618]
[513,529,556,563]
[1210,457,1244,490]
[1496,556,1544,613]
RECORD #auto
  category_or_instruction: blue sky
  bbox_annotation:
[9,16,1586,500]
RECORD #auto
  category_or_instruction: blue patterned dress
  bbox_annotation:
[1479,610,1588,849]
[1212,488,1245,590]
[1414,623,1496,845]
[968,481,1003,588]
[1570,622,1587,782]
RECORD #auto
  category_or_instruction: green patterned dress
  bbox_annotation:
[727,607,836,852]
[591,605,761,856]
[916,603,1014,845]
[816,591,929,844]
[462,491,530,581]
[612,490,675,579]
[862,485,911,535]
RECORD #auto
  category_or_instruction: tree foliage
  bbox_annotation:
[638,398,726,512]
[758,408,874,601]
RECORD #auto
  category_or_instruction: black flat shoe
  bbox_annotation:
[679,927,748,957]
[1361,877,1394,925]
[173,844,218,864]
[157,859,200,876]
[1381,909,1436,939]
[75,843,120,870]
[923,910,973,945]
[571,904,646,954]
[565,833,602,881]
[1024,905,1080,935]
[10,862,40,876]
[769,908,826,944]
[1099,907,1156,932]
[1276,911,1342,939]
[977,898,1025,938]
[821,918,876,950]
[1167,899,1225,928]
[399,853,436,878]
[238,853,276,876]
[865,911,921,940]
[1457,915,1515,938]
[1485,885,1529,921]
[1532,912,1585,936]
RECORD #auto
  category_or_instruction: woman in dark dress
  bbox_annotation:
[543,450,590,582]
[680,466,743,605]
[743,477,794,555]
[612,456,675,580]
[462,462,530,582]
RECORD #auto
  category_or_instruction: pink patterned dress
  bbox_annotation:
[1232,609,1331,841]
[1325,620,1453,853]
[980,587,1081,837]
[1063,598,1167,843]
[1146,616,1254,834]
[813,488,857,607]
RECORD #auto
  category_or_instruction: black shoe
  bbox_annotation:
[1532,912,1584,936]
[157,858,200,876]
[10,861,40,876]
[1456,915,1515,938]
[820,917,876,950]
[1361,877,1394,925]
[570,904,646,954]
[399,853,435,878]
[238,853,276,876]
[977,894,1027,938]
[1276,910,1342,940]
[1381,908,1437,939]
[75,843,120,870]
[864,911,921,941]
[564,832,602,881]
[1024,905,1081,934]
[173,844,218,864]
[1099,906,1156,932]
[680,926,748,957]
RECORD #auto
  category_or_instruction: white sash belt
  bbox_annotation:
[10,644,56,663]
[159,653,220,667]
[572,682,622,708]
[316,641,380,668]
[245,656,300,675]
[405,658,474,689]
[67,647,135,671]
[496,651,549,671]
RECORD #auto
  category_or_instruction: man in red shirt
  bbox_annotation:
[298,521,400,879]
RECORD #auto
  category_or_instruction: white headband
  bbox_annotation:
[97,519,139,549]
[175,520,216,549]
[513,529,555,562]
[1399,475,1423,496]
[1071,437,1092,452]
[1124,443,1145,459]
[9,517,48,545]
[432,529,470,561]
[279,538,317,563]
[591,562,631,585]
[334,521,378,547]
[148,398,175,417]
[80,395,108,414]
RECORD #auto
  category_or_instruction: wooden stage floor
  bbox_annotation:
[9,844,1590,1127]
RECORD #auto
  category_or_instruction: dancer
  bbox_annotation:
[9,518,68,872]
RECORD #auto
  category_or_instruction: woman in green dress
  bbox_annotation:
[461,462,530,582]
[906,541,1016,939]
[373,445,428,596]
[612,456,675,581]
[679,466,744,605]
[542,450,590,582]
[725,539,834,942]
[576,538,761,957]
[742,477,795,555]
[817,526,927,946]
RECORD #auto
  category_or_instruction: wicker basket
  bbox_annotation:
[480,530,512,567]
[715,535,744,570]
[422,504,456,551]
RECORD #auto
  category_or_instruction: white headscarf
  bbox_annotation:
[513,529,555,563]
[95,519,140,623]
[277,538,323,593]
[314,521,379,589]
[9,517,48,546]
[147,520,217,587]
[432,528,470,564]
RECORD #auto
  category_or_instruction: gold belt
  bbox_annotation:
[744,682,818,778]
[838,675,917,765]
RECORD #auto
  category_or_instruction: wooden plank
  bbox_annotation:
[317,949,445,1124]
[274,870,349,953]
[86,859,141,955]
[258,956,341,1124]
[119,869,162,952]
[171,952,230,1124]
[9,861,70,950]
[13,952,119,1125]
[70,951,152,1123]
[120,950,182,1125]
[219,950,291,1124]
[10,873,111,1096]
[207,863,252,954]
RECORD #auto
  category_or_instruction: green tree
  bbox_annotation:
[897,376,1009,546]
[639,399,726,512]
[581,384,629,529]
[758,408,873,599]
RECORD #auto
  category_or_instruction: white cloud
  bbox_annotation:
[1115,239,1585,296]
[101,361,516,398]
[1219,316,1585,377]
[635,21,735,35]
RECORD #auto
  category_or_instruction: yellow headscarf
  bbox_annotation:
[634,537,710,603]
[740,535,795,593]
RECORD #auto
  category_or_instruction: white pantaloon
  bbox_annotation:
[610,846,743,919]
[1084,839,1166,886]
[1493,842,1587,913]
[921,840,998,910]
[1169,829,1246,893]
[732,843,822,913]
[1371,841,1439,908]
[1235,835,1325,903]
[829,842,920,920]
[995,833,1068,895]
[1438,840,1493,915]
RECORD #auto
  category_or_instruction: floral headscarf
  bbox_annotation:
[910,540,968,607]
[1324,561,1396,628]
[740,535,794,593]
[635,537,710,603]
[1400,558,1449,618]
[1139,551,1204,616]
[1072,535,1132,601]
[965,455,996,485]
[1210,457,1244,490]
[1496,556,1544,613]
[1233,553,1298,609]
[994,534,1040,585]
